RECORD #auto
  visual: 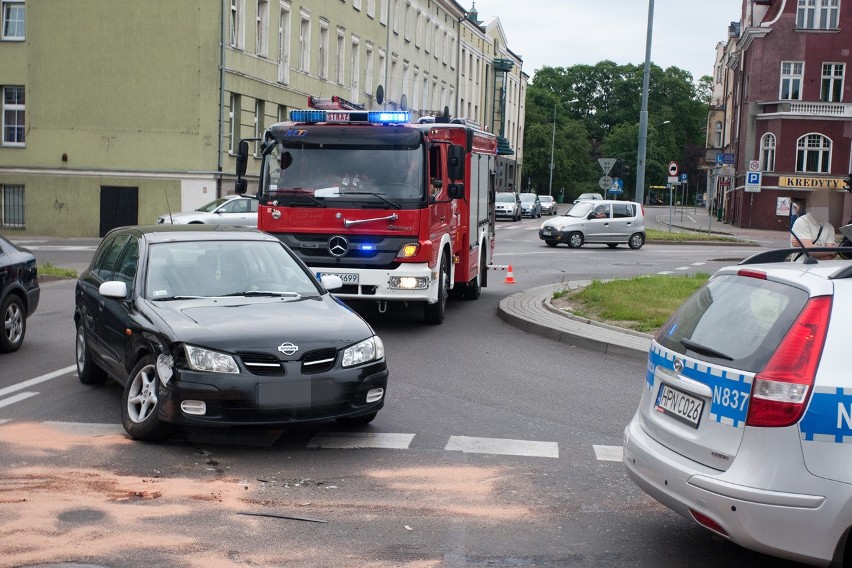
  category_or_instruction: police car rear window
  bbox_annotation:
[656,274,809,373]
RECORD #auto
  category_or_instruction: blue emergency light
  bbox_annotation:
[289,109,327,123]
[359,244,376,252]
[367,111,410,124]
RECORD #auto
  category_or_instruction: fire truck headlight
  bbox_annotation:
[396,243,420,258]
[342,336,384,368]
[389,276,429,290]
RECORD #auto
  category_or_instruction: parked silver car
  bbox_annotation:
[573,192,604,204]
[156,195,258,227]
[519,193,542,218]
[538,200,645,249]
[495,192,521,222]
[539,195,557,215]
[624,246,852,566]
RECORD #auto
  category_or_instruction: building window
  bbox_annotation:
[256,0,269,56]
[298,13,310,73]
[412,69,419,109]
[0,185,24,229]
[779,61,804,100]
[404,2,412,41]
[380,0,387,25]
[278,104,288,123]
[1,1,25,40]
[713,121,723,147]
[761,133,776,172]
[402,63,409,105]
[353,0,361,10]
[278,4,291,84]
[336,28,345,85]
[797,0,840,29]
[318,22,328,79]
[390,59,397,100]
[821,63,844,102]
[415,11,422,46]
[229,93,241,154]
[254,100,264,157]
[796,133,831,173]
[367,0,375,18]
[378,50,386,91]
[350,38,360,102]
[433,24,439,59]
[364,45,373,95]
[2,86,24,146]
[230,0,245,49]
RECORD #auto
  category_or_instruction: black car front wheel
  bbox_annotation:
[76,324,107,384]
[122,355,174,442]
[1,294,25,353]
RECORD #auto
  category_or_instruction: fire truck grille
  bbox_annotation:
[276,233,412,271]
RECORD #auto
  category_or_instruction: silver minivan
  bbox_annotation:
[538,200,645,249]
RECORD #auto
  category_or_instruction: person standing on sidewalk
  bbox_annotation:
[790,201,800,230]
[791,189,836,260]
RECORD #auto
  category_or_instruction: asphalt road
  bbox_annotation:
[0,222,802,568]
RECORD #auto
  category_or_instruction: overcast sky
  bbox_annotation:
[473,0,743,81]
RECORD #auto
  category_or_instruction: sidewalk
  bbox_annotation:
[497,282,652,360]
[646,205,789,244]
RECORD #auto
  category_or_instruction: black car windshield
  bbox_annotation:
[495,193,516,202]
[262,143,424,209]
[566,202,595,217]
[195,198,230,213]
[145,240,322,300]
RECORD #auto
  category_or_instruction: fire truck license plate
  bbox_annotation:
[320,272,359,285]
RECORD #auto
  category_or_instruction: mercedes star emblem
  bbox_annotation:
[328,235,349,258]
[278,342,299,356]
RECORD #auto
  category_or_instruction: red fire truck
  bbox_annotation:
[234,101,498,324]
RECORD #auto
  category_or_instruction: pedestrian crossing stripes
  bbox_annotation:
[445,436,559,458]
[0,420,623,463]
[0,365,76,399]
[307,432,415,450]
[593,445,624,462]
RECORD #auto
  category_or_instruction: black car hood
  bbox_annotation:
[143,295,372,359]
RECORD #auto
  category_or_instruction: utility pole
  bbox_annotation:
[635,0,655,206]
[548,103,556,197]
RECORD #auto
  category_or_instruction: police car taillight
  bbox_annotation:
[746,296,832,428]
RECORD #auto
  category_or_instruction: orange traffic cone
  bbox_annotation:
[504,265,516,284]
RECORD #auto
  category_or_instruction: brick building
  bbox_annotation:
[708,0,852,230]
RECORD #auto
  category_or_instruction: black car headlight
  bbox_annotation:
[184,345,239,374]
[342,336,384,368]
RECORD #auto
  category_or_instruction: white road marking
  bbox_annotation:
[691,262,706,266]
[675,266,690,271]
[687,215,696,223]
[0,419,10,425]
[307,432,415,450]
[22,245,97,252]
[43,421,126,436]
[0,392,39,409]
[445,436,559,458]
[593,445,624,462]
[0,365,76,399]
[657,271,675,275]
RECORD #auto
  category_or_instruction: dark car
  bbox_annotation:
[74,225,388,441]
[0,235,39,353]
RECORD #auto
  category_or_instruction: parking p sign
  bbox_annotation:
[745,171,762,193]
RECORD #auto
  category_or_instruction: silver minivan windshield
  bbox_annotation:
[566,202,594,217]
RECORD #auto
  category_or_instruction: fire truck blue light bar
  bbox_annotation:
[368,111,410,124]
[290,110,326,123]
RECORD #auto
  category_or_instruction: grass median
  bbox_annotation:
[553,274,710,333]
[645,228,740,243]
[38,262,78,279]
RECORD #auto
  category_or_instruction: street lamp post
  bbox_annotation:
[548,98,579,198]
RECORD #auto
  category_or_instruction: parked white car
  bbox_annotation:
[156,195,258,227]
[624,246,852,565]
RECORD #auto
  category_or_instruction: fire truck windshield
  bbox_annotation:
[262,143,425,209]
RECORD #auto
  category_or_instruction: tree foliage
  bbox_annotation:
[522,61,709,202]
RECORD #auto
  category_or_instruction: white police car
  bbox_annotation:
[624,244,852,566]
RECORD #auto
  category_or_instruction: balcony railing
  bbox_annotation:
[785,101,852,117]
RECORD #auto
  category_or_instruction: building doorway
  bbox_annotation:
[99,186,138,237]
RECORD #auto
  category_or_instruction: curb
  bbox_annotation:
[497,282,651,361]
[646,239,759,247]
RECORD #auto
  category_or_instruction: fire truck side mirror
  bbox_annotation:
[447,145,465,182]
[236,140,249,178]
[447,184,465,200]
[235,179,248,195]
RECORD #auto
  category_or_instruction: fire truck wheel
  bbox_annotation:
[463,253,484,301]
[424,255,449,324]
